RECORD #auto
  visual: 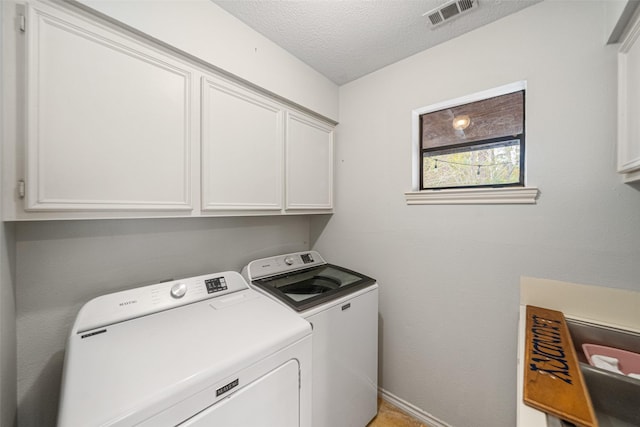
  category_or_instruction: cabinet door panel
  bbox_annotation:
[619,12,640,178]
[201,76,283,211]
[286,113,333,210]
[26,4,193,211]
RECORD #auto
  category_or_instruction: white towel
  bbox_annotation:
[591,354,623,374]
[591,354,640,379]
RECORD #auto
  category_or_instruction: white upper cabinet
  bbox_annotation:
[201,75,283,212]
[24,2,196,212]
[286,112,334,210]
[4,1,334,220]
[618,8,640,183]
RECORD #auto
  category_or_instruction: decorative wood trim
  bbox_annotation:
[412,81,527,117]
[404,187,539,205]
[523,306,597,427]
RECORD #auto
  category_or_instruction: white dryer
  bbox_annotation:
[242,251,378,427]
[57,271,312,427]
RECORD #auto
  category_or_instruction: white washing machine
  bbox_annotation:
[242,251,378,427]
[57,271,312,427]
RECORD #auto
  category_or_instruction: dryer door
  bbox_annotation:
[181,359,301,426]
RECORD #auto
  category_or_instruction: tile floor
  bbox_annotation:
[366,398,430,427]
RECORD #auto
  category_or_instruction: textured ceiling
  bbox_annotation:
[213,0,541,85]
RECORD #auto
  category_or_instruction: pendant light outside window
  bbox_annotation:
[419,87,525,190]
[452,114,470,130]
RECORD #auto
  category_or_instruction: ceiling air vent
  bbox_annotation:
[425,0,478,27]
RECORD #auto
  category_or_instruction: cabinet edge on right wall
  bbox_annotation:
[618,5,640,183]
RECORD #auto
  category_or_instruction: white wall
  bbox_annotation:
[75,0,339,121]
[311,1,640,426]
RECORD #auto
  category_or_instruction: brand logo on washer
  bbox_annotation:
[118,300,137,307]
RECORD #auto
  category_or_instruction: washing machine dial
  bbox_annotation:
[284,256,295,266]
[170,282,187,299]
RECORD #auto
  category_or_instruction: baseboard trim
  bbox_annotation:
[378,388,452,427]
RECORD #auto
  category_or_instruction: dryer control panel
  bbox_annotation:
[74,271,248,334]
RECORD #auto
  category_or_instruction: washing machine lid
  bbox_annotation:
[245,251,376,312]
[57,271,311,427]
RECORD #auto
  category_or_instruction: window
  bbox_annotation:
[419,89,524,190]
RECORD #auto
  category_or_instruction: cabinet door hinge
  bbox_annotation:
[18,180,25,199]
[19,14,26,33]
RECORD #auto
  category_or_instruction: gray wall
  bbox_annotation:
[311,2,640,426]
[0,223,16,427]
[15,216,311,427]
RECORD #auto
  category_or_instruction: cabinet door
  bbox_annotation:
[285,112,334,210]
[619,13,640,179]
[25,3,195,212]
[201,76,283,211]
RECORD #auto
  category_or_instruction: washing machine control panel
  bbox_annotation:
[74,271,247,334]
[244,250,326,280]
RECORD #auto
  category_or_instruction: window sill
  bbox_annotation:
[404,187,539,205]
